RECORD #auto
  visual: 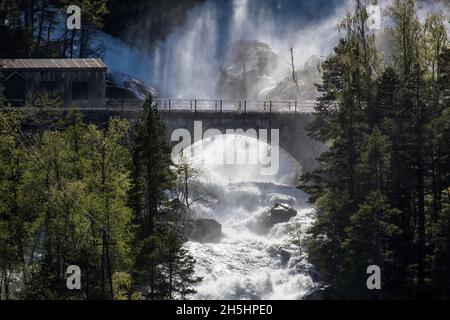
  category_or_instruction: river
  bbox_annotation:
[178,134,318,300]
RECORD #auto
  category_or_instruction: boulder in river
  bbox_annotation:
[262,203,297,229]
[184,218,223,243]
[292,260,321,282]
[302,286,339,300]
[267,246,291,266]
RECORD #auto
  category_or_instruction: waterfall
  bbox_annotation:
[102,0,353,98]
[177,134,318,300]
[101,0,449,99]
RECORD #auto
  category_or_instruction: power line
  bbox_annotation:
[1,108,116,299]
[0,108,109,233]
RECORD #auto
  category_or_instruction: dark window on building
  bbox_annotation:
[40,81,57,92]
[72,81,89,100]
[3,73,26,102]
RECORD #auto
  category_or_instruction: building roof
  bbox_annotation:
[0,59,107,70]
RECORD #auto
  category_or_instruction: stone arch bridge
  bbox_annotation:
[118,98,326,173]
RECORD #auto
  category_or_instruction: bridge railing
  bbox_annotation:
[153,99,315,113]
[121,98,316,113]
[6,98,317,113]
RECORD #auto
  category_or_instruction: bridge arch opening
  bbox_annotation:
[173,133,302,186]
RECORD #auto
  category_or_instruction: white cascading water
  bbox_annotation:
[102,0,449,99]
[102,0,353,98]
[176,134,318,300]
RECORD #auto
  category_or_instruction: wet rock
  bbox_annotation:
[265,194,296,208]
[293,260,321,282]
[267,246,291,266]
[106,71,157,101]
[184,218,223,243]
[279,250,291,266]
[262,203,297,229]
[302,286,339,300]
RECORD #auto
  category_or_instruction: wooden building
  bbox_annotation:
[0,59,107,107]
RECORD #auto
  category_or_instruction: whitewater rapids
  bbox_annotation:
[178,134,318,300]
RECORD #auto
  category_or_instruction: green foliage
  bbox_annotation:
[0,110,31,299]
[112,272,132,300]
[0,96,203,300]
[162,228,202,300]
[302,0,450,299]
[173,155,199,212]
[342,191,401,298]
[16,112,134,300]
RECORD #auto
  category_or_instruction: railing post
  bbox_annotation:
[289,101,291,112]
[190,100,193,111]
[169,99,171,112]
[264,101,266,112]
[215,101,217,112]
[270,100,272,114]
[220,100,223,113]
[244,100,247,114]
[194,99,197,113]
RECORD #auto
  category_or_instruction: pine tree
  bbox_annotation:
[304,0,450,298]
[130,96,174,237]
[343,191,401,299]
[162,228,202,300]
[129,97,202,300]
[129,96,175,299]
[302,0,380,295]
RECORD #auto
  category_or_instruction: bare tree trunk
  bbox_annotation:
[45,18,53,53]
[0,270,4,300]
[70,30,76,58]
[62,30,67,57]
[415,66,426,296]
[290,46,297,84]
[36,0,46,51]
[169,251,173,300]
[290,46,300,97]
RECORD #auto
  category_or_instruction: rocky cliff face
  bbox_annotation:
[265,55,322,101]
[106,72,157,100]
[216,40,322,101]
[216,40,280,99]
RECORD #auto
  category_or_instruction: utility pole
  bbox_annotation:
[96,228,116,300]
